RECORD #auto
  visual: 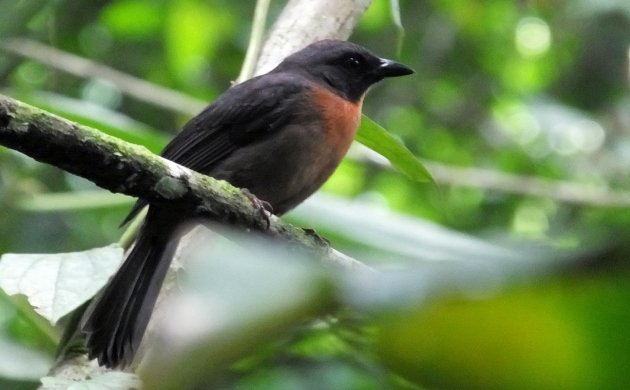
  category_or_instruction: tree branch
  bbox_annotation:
[0,93,367,270]
[255,0,373,75]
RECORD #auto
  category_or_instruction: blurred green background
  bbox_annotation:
[1,0,630,389]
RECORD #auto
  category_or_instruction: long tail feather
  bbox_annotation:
[81,207,178,368]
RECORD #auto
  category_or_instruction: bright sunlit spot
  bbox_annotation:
[81,78,123,109]
[512,204,549,236]
[494,103,542,145]
[515,17,551,57]
[549,119,606,155]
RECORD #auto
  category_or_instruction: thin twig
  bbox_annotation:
[350,146,630,207]
[1,38,206,116]
[425,161,630,207]
[236,0,272,83]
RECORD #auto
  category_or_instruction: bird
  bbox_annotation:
[80,39,414,368]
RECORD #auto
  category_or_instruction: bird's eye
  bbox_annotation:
[344,56,362,69]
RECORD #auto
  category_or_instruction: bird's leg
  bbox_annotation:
[242,188,273,229]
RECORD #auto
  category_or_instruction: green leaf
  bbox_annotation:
[288,193,519,265]
[356,116,433,183]
[0,245,123,324]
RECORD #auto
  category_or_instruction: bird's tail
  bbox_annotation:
[81,207,179,368]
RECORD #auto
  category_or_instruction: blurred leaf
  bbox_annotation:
[0,378,38,390]
[0,245,123,324]
[356,116,433,183]
[376,275,630,390]
[357,0,390,32]
[237,363,386,390]
[0,334,51,381]
[141,228,331,389]
[289,194,518,264]
[0,293,52,382]
[101,0,163,38]
[0,0,48,36]
[165,1,234,86]
[0,291,58,353]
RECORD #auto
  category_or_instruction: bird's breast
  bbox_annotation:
[210,85,363,214]
[310,84,363,160]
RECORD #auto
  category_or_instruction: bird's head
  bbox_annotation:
[274,39,414,102]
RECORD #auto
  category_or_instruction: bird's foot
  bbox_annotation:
[242,189,273,229]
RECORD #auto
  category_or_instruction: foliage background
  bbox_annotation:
[2,0,630,389]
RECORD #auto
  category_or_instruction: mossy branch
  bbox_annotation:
[0,93,367,270]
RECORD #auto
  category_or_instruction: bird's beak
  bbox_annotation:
[376,58,415,77]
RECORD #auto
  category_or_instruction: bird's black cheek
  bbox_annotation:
[321,73,339,91]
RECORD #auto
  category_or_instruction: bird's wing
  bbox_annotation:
[122,74,309,225]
